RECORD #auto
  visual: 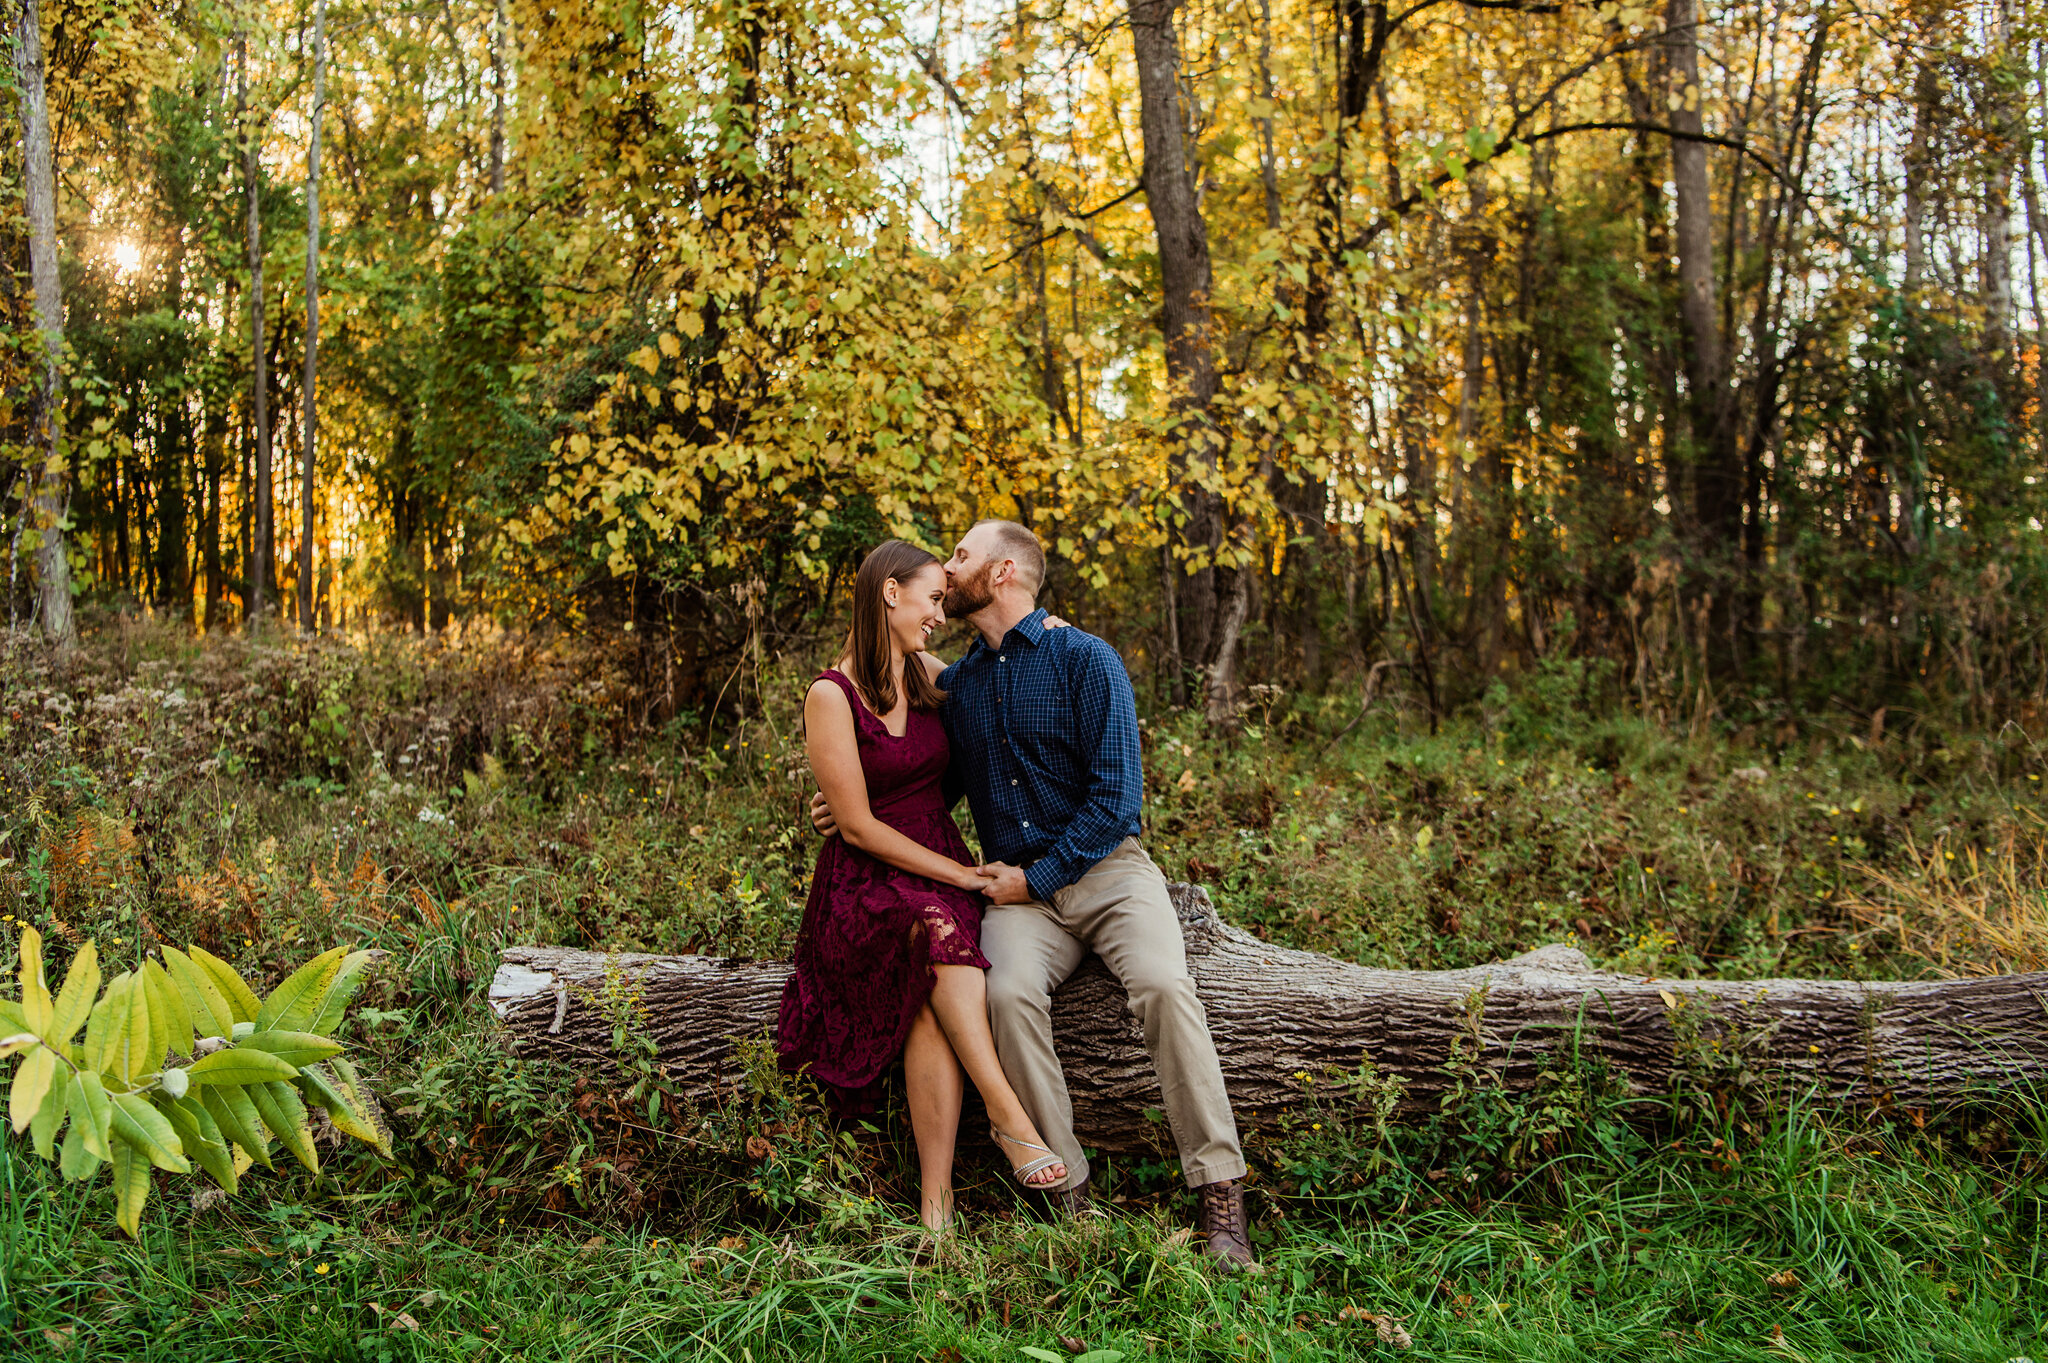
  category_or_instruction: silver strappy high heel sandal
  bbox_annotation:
[992,1126,1067,1187]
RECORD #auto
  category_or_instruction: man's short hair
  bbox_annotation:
[975,519,1046,596]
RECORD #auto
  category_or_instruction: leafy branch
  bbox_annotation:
[1,930,389,1237]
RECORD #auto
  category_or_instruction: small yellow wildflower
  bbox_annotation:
[314,1263,331,1275]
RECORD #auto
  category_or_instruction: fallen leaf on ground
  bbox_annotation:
[1766,1268,1799,1290]
[718,1235,746,1251]
[1058,1336,1086,1353]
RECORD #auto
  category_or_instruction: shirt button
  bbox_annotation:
[1010,779,1018,785]
[1022,820,1031,828]
[999,655,1006,662]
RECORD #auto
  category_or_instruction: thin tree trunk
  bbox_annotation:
[15,0,73,646]
[241,25,275,626]
[299,0,325,633]
[489,0,507,194]
[1129,0,1225,709]
[1666,0,1738,666]
[1903,60,1937,294]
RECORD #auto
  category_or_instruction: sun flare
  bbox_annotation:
[111,239,141,275]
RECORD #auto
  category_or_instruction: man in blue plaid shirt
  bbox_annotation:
[937,521,1253,1269]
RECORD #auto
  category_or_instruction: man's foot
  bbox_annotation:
[1195,1179,1257,1272]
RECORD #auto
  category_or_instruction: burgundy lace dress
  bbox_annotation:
[776,669,990,1111]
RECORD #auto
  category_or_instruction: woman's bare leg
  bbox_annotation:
[903,1002,963,1231]
[927,964,1067,1187]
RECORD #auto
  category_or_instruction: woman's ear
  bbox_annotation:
[884,576,899,609]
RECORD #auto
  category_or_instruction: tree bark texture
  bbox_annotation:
[492,885,2048,1150]
[15,0,74,646]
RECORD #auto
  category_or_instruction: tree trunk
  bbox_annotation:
[1666,0,1740,669]
[489,0,507,194]
[241,25,275,626]
[15,0,74,646]
[491,886,2048,1146]
[299,0,325,634]
[1903,60,1937,294]
[1129,0,1226,710]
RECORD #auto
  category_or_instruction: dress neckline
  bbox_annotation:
[824,668,914,740]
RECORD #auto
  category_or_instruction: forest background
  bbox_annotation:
[8,0,2047,729]
[5,0,2048,1358]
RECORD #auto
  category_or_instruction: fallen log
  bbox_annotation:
[490,884,2048,1150]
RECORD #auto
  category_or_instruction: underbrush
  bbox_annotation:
[6,622,2048,1359]
[3,1061,2042,1360]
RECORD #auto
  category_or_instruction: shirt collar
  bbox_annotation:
[1010,608,1049,647]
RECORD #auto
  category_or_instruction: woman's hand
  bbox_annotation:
[1044,613,1075,629]
[951,863,998,893]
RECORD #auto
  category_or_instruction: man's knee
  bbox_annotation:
[1124,970,1203,1026]
[985,962,1051,1025]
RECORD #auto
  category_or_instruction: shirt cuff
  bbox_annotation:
[1023,859,1073,903]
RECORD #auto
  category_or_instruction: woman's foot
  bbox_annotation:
[991,1125,1068,1188]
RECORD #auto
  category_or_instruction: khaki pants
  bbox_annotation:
[981,838,1246,1191]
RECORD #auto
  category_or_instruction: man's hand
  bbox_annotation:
[808,790,838,838]
[979,861,1034,905]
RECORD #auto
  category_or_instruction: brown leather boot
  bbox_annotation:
[1195,1178,1257,1271]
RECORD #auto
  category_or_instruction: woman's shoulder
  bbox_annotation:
[808,670,857,709]
[914,652,947,681]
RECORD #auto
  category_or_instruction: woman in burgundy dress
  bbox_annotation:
[777,539,1066,1232]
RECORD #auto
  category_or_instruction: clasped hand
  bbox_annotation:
[807,790,1033,904]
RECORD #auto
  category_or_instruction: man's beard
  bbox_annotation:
[944,561,996,617]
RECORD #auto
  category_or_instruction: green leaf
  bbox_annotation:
[19,926,52,1034]
[48,941,99,1047]
[59,1117,101,1182]
[309,950,376,1037]
[1019,1350,1065,1363]
[28,1067,68,1159]
[256,947,346,1034]
[250,1080,320,1174]
[240,1030,344,1068]
[1075,1352,1127,1363]
[0,998,25,1034]
[161,1095,237,1194]
[143,959,195,1059]
[185,1045,300,1086]
[200,1084,273,1170]
[297,1062,384,1151]
[187,947,261,1025]
[110,1091,191,1173]
[0,1030,37,1059]
[114,968,155,1082]
[162,947,234,1037]
[9,1045,57,1134]
[82,972,132,1076]
[70,1071,111,1160]
[110,1134,150,1238]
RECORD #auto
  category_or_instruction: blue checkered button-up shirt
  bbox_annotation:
[939,609,1145,901]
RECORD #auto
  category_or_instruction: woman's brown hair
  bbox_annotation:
[842,539,948,716]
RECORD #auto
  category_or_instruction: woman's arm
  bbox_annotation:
[805,679,991,892]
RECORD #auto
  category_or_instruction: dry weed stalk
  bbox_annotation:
[1843,821,2048,976]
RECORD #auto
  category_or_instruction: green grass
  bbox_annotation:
[4,1090,2043,1361]
[4,624,2048,1360]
